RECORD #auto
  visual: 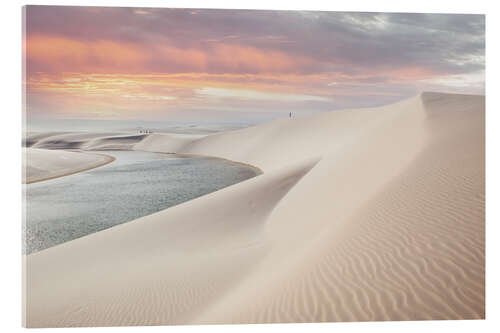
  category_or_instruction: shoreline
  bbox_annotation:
[155,151,265,175]
[24,152,116,184]
[23,149,263,184]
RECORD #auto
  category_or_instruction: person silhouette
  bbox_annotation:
[289,112,292,118]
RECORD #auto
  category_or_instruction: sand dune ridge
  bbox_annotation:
[24,92,485,326]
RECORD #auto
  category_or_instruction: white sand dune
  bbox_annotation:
[23,131,67,147]
[29,132,126,149]
[29,132,153,151]
[81,133,149,150]
[22,148,114,184]
[23,92,484,327]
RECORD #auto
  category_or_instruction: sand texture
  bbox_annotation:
[23,92,485,327]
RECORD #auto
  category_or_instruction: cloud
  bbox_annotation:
[26,34,315,75]
[25,7,484,77]
[24,6,484,120]
[418,70,484,91]
[133,9,151,15]
[26,35,149,73]
[195,87,330,102]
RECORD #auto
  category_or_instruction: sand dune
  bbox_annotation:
[23,131,67,147]
[22,148,114,184]
[82,133,148,150]
[23,92,485,326]
[28,132,127,150]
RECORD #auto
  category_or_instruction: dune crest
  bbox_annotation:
[24,93,485,326]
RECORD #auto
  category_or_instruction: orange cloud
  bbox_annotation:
[26,34,316,75]
[27,35,149,72]
[211,44,313,73]
[26,67,442,110]
[25,71,334,119]
[385,66,438,81]
[26,72,330,100]
[156,45,207,72]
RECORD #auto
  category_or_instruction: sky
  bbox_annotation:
[24,6,485,124]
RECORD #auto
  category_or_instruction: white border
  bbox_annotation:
[1,1,497,332]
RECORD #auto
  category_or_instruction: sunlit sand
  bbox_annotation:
[23,92,484,326]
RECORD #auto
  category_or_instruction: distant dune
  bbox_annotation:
[23,92,485,326]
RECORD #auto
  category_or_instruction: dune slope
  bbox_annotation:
[22,148,114,184]
[24,92,484,326]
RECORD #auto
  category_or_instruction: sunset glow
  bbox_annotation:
[24,6,485,122]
